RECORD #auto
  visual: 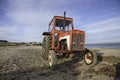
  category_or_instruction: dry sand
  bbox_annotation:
[0,46,120,80]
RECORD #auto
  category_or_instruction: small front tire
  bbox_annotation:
[84,50,97,67]
[48,50,57,67]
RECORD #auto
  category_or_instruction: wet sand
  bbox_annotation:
[0,46,120,80]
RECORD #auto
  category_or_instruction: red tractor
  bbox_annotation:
[42,12,97,67]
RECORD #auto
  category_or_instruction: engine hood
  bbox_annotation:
[71,30,85,34]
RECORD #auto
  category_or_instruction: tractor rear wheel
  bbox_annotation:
[84,50,97,67]
[42,36,52,60]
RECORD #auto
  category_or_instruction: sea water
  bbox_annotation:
[86,43,120,49]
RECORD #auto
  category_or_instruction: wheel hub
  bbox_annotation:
[85,52,93,64]
[48,54,52,67]
[86,53,92,60]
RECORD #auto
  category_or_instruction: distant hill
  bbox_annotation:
[0,41,42,46]
[0,40,8,42]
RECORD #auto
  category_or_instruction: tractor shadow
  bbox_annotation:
[94,49,104,65]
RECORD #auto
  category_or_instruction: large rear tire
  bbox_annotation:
[84,50,97,67]
[42,36,52,60]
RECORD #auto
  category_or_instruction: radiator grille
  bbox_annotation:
[72,34,84,50]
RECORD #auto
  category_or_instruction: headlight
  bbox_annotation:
[72,42,75,45]
[72,42,75,48]
[55,33,58,36]
[80,42,83,44]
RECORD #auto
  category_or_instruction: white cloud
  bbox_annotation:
[0,26,16,35]
[84,16,120,43]
[0,25,20,41]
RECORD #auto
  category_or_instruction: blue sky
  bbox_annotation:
[0,0,120,44]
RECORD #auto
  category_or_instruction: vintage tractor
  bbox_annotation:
[42,12,97,67]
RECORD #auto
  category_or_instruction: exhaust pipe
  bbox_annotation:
[63,11,66,31]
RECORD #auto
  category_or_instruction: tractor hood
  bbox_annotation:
[71,30,85,35]
[71,30,85,51]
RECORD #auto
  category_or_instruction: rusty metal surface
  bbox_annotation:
[72,33,85,51]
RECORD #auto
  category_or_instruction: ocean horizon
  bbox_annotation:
[86,43,120,49]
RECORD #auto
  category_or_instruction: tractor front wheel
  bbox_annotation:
[84,50,97,67]
[48,50,57,67]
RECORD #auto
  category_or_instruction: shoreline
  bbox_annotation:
[87,47,120,50]
[88,47,120,57]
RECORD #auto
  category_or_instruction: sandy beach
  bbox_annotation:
[0,46,120,80]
